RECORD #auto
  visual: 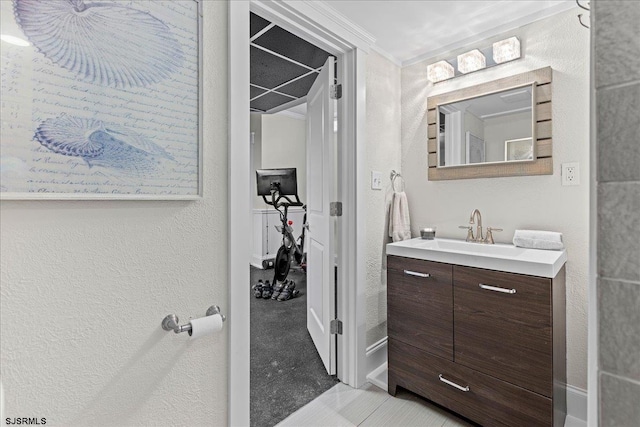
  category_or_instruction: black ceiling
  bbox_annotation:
[250,12,332,113]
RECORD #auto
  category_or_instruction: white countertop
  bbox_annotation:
[387,237,567,278]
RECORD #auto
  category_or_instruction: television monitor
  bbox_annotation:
[256,168,298,196]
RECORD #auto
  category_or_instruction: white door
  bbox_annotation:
[306,57,336,375]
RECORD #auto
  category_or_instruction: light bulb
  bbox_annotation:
[457,49,486,74]
[493,37,521,64]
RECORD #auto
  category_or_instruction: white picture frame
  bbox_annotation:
[0,0,203,200]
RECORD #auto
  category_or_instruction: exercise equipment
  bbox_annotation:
[256,168,307,284]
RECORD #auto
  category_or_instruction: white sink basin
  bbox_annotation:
[387,237,566,278]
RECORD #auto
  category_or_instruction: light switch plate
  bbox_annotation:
[371,171,382,190]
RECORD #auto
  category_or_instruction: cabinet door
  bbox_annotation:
[454,266,553,396]
[387,256,453,360]
[389,339,552,427]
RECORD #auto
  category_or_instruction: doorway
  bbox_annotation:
[248,15,340,423]
[229,2,369,425]
[250,109,338,425]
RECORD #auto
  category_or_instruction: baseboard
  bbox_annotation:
[367,362,388,391]
[365,337,388,391]
[566,385,588,423]
[250,255,274,270]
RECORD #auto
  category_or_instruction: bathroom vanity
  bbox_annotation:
[386,238,567,427]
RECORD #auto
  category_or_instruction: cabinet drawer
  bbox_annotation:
[454,265,553,397]
[389,339,553,427]
[387,256,453,359]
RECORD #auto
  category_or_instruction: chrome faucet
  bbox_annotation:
[458,209,502,244]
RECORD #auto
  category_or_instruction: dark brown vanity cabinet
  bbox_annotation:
[387,255,566,427]
[387,256,453,359]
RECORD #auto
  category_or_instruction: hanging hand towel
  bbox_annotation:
[513,230,564,250]
[389,191,411,242]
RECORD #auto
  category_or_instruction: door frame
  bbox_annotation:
[229,1,371,425]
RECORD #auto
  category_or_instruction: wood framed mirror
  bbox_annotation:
[427,67,552,180]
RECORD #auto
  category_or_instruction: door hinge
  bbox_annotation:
[330,201,342,217]
[330,319,343,335]
[330,84,342,99]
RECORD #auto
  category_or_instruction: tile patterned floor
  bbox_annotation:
[277,382,588,427]
[277,383,475,427]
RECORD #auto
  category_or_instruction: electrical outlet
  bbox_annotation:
[562,162,580,186]
[371,171,382,190]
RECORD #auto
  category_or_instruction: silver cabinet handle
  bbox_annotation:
[438,374,470,392]
[479,283,516,294]
[404,270,431,278]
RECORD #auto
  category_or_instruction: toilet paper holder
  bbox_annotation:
[162,305,226,334]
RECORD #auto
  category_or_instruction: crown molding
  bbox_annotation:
[302,1,377,49]
[402,2,575,67]
[370,45,402,68]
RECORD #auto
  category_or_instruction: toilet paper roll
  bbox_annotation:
[188,314,224,338]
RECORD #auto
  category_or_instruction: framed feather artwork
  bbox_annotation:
[0,0,202,199]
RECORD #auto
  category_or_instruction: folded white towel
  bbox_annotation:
[513,230,564,250]
[389,191,411,242]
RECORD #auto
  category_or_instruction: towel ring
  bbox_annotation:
[390,170,405,192]
[576,0,589,11]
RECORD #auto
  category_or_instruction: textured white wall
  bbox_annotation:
[401,9,590,389]
[261,114,307,205]
[365,50,402,346]
[0,1,229,425]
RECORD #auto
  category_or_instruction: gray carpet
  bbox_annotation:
[250,265,339,427]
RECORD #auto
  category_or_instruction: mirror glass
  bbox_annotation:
[437,84,535,167]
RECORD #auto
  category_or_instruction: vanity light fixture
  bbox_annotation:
[427,36,521,83]
[427,60,455,83]
[493,36,521,64]
[457,49,486,74]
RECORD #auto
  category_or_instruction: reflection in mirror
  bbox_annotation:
[437,84,535,167]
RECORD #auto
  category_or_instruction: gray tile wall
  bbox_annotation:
[594,0,640,425]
